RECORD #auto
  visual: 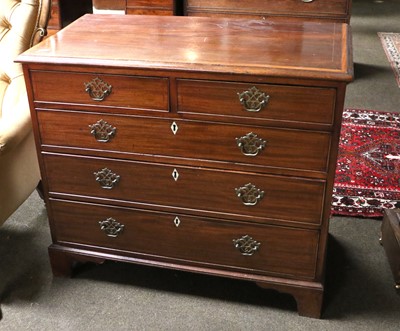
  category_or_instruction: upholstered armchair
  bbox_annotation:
[0,0,51,227]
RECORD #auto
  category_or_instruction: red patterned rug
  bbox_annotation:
[378,32,400,87]
[331,109,400,218]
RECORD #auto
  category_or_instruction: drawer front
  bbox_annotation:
[127,0,174,9]
[177,79,336,126]
[43,153,325,225]
[51,199,319,279]
[126,0,175,15]
[30,71,169,111]
[186,0,349,17]
[37,110,331,173]
[93,0,126,10]
[126,8,174,15]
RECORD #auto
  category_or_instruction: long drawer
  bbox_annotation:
[50,199,320,279]
[30,70,169,111]
[37,110,331,174]
[43,153,325,225]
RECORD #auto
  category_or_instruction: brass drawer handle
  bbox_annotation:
[302,0,314,3]
[233,235,261,256]
[235,183,264,206]
[89,119,116,142]
[94,168,120,189]
[84,77,112,101]
[99,217,124,237]
[236,132,267,156]
[238,86,269,112]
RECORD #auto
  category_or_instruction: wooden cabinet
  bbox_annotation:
[19,14,353,318]
[49,0,351,33]
[184,0,352,23]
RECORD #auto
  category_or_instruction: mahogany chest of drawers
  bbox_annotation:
[19,14,353,318]
[184,0,352,23]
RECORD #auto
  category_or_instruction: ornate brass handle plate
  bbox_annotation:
[233,235,261,256]
[93,168,120,189]
[236,132,267,156]
[235,183,264,206]
[237,86,269,112]
[89,119,116,142]
[99,217,124,237]
[84,77,112,101]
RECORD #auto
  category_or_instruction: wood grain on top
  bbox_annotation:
[18,14,353,81]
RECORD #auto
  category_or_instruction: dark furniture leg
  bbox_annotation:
[256,281,323,318]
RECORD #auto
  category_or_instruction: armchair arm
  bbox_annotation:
[0,75,33,156]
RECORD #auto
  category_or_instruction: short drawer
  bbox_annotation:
[126,0,175,15]
[127,0,174,9]
[50,199,320,279]
[30,70,169,111]
[185,0,350,18]
[43,153,325,225]
[37,110,331,173]
[177,79,336,126]
[126,8,174,15]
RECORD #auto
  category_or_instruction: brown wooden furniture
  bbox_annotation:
[49,0,177,31]
[18,14,353,318]
[48,0,93,30]
[48,0,61,30]
[93,0,126,11]
[184,0,352,23]
[381,209,400,293]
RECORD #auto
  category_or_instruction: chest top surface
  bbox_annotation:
[19,14,352,81]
